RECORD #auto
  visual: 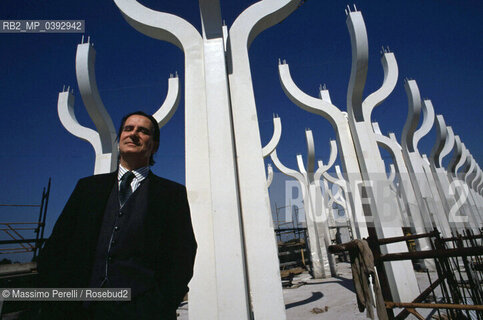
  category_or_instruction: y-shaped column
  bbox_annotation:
[271,149,326,278]
[418,103,458,234]
[460,153,482,229]
[278,63,368,240]
[455,150,475,229]
[401,80,453,239]
[372,122,434,270]
[429,115,473,231]
[227,2,301,317]
[318,156,357,241]
[58,40,117,174]
[450,139,476,229]
[58,39,180,174]
[316,140,357,244]
[305,136,338,276]
[270,129,332,278]
[468,158,483,225]
[447,135,465,225]
[113,1,251,319]
[344,8,419,302]
[316,140,341,227]
[113,1,301,318]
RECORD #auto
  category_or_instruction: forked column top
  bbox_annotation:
[345,6,399,124]
[430,115,450,168]
[75,41,117,153]
[113,0,201,50]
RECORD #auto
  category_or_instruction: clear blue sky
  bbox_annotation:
[1,0,482,262]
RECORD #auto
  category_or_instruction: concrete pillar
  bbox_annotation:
[458,153,482,229]
[428,116,481,232]
[345,8,419,302]
[227,1,301,318]
[447,139,481,232]
[113,1,302,318]
[401,80,453,239]
[278,63,369,240]
[270,127,335,278]
[320,162,358,241]
[372,122,435,270]
[58,39,180,174]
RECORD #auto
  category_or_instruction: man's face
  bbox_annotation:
[119,115,158,164]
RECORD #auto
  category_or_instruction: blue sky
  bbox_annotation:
[1,0,482,262]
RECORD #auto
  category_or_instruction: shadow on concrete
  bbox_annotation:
[328,276,355,294]
[296,276,355,294]
[285,291,324,309]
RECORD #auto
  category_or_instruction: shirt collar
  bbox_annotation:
[118,164,150,183]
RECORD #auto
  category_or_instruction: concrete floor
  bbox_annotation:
[176,262,460,319]
[176,263,377,319]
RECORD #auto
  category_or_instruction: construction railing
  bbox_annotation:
[0,179,50,260]
[329,228,483,320]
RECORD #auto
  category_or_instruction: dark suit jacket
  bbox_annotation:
[36,171,197,319]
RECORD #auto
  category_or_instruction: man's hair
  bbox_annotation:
[117,111,160,166]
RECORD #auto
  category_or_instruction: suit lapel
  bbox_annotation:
[82,172,118,255]
[88,172,118,218]
[145,172,169,243]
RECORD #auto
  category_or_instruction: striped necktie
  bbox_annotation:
[119,171,135,207]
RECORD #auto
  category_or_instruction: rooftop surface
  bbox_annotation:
[176,262,447,319]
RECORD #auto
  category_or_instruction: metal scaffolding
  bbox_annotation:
[0,178,51,260]
[329,228,483,320]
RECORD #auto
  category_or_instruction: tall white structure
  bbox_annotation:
[279,6,419,302]
[111,0,305,319]
[371,122,435,270]
[58,38,180,174]
[401,80,453,238]
[428,115,479,231]
[56,1,482,317]
[278,64,369,241]
[270,128,336,278]
[343,8,419,303]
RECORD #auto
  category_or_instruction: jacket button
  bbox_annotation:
[118,211,123,217]
[111,240,116,245]
[114,226,119,231]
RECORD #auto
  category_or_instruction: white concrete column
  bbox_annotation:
[200,1,251,317]
[278,62,369,240]
[458,153,482,230]
[270,146,329,279]
[113,1,251,318]
[345,9,419,302]
[402,80,453,239]
[59,38,180,175]
[227,1,301,318]
[301,132,337,277]
[372,123,435,270]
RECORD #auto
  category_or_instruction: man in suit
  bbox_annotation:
[36,111,197,319]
